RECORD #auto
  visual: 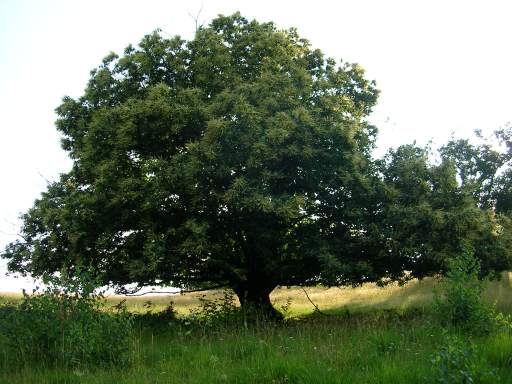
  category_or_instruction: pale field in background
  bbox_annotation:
[73,272,512,317]
[2,273,511,317]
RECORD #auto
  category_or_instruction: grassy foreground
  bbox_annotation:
[1,275,512,384]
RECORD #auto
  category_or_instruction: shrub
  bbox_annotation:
[431,335,499,383]
[185,290,240,329]
[433,248,497,335]
[0,269,133,369]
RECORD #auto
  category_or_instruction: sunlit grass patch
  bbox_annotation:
[94,271,512,319]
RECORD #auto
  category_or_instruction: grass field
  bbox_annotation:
[106,272,512,316]
[1,274,512,384]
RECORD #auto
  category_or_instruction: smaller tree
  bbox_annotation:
[433,247,497,335]
[440,136,509,209]
[376,144,512,279]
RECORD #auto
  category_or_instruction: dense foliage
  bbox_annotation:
[3,13,511,316]
[433,249,498,335]
[0,271,132,368]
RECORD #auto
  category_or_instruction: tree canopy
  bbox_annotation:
[3,13,511,317]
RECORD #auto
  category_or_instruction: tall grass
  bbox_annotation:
[2,310,511,383]
[1,273,512,384]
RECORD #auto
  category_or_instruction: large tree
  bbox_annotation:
[3,14,510,317]
[4,14,379,316]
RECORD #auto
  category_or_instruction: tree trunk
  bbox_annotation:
[234,284,283,322]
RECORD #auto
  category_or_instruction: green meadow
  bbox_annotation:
[1,274,512,384]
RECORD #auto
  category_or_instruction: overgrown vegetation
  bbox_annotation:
[1,268,512,383]
[0,270,133,369]
[428,248,512,383]
[433,248,500,335]
[431,335,500,384]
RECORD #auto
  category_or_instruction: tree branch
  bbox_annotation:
[188,1,204,32]
[124,284,228,297]
[301,287,325,315]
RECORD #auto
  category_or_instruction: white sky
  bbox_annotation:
[1,0,511,292]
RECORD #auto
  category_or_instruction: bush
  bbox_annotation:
[433,249,497,335]
[0,269,133,369]
[431,335,499,383]
[185,290,240,329]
